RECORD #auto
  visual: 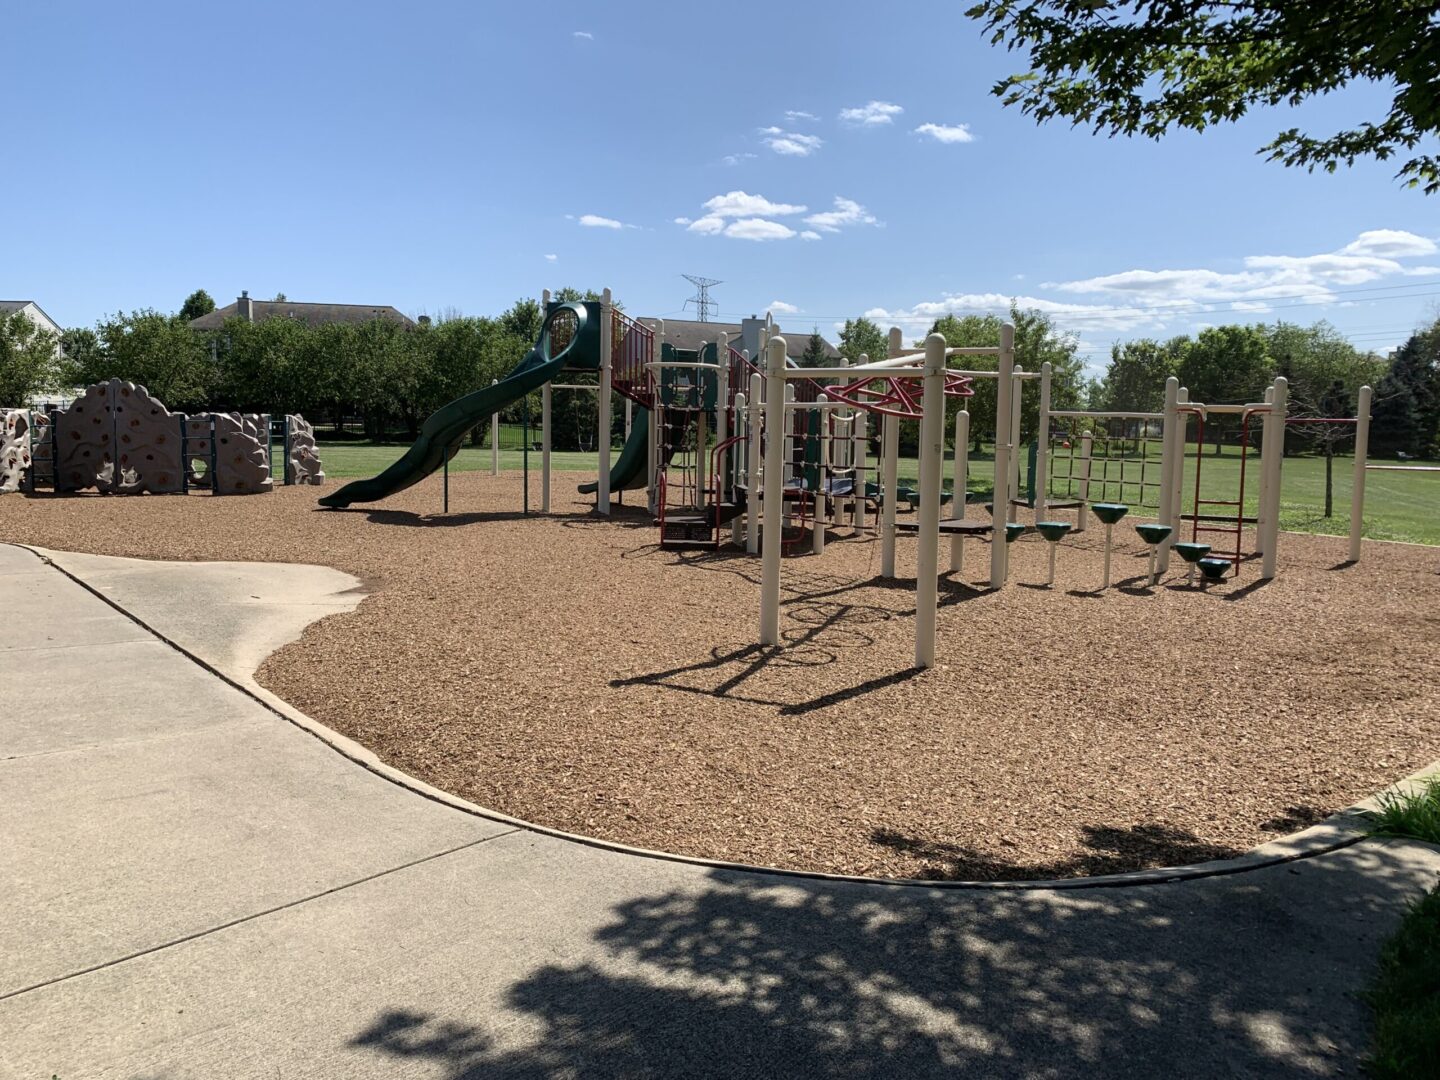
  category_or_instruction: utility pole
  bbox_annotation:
[681,274,722,322]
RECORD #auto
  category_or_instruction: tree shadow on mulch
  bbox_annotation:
[345,838,1423,1078]
[869,823,1244,882]
[610,592,922,715]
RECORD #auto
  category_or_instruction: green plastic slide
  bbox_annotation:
[578,409,651,494]
[319,302,593,509]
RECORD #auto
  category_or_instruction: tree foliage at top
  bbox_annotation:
[838,317,890,364]
[967,0,1440,193]
[178,289,216,322]
[800,329,830,367]
[0,311,61,406]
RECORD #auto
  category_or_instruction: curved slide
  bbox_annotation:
[578,409,651,495]
[319,303,591,509]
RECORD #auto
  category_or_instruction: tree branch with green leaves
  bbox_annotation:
[967,0,1440,192]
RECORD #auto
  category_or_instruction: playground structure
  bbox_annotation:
[2,378,323,496]
[317,286,1386,670]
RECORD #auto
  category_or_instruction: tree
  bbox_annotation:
[838,317,889,363]
[968,0,1440,193]
[80,310,214,409]
[1099,337,1185,412]
[1176,325,1273,453]
[800,329,829,368]
[1371,321,1440,457]
[929,304,1087,453]
[179,289,216,322]
[273,292,287,302]
[0,311,60,405]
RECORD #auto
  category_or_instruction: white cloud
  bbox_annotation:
[839,100,903,126]
[864,227,1440,345]
[700,191,807,218]
[768,300,800,314]
[578,214,624,229]
[1340,229,1437,258]
[913,122,975,144]
[721,152,757,166]
[724,218,796,241]
[1410,265,1440,275]
[759,127,823,156]
[800,230,822,241]
[544,254,557,262]
[572,30,592,39]
[784,110,818,122]
[804,196,879,233]
[687,216,725,235]
[673,217,692,225]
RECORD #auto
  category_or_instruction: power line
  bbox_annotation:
[681,274,722,322]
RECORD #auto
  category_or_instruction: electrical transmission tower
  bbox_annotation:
[681,274,722,322]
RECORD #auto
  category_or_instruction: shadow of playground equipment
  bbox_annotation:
[347,839,1429,1078]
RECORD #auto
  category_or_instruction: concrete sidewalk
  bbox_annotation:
[2,542,1437,1079]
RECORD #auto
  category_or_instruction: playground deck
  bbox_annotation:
[3,473,1438,881]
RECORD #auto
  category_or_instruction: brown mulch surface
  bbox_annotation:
[4,471,1439,881]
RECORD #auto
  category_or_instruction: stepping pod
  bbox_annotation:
[1171,542,1212,586]
[1133,523,1174,587]
[1034,521,1073,586]
[1197,557,1231,586]
[1089,503,1130,590]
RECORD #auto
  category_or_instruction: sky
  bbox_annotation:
[4,0,1438,377]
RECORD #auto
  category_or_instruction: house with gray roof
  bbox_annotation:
[188,291,416,331]
[638,316,839,363]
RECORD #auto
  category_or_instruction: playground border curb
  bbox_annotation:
[16,541,1437,894]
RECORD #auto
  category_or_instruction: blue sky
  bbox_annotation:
[4,0,1437,376]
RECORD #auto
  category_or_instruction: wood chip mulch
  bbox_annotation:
[4,470,1438,881]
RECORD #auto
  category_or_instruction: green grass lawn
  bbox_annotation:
[308,436,1439,546]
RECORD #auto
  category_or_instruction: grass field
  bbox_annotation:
[308,437,1440,546]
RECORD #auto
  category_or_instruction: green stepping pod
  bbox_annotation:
[1198,557,1231,581]
[1134,524,1173,545]
[1090,503,1130,525]
[1035,521,1073,543]
[1004,523,1028,543]
[1172,542,1211,564]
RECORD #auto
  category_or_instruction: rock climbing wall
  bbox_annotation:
[284,414,325,485]
[27,410,54,490]
[54,381,118,492]
[113,381,184,494]
[210,413,274,495]
[1,410,32,493]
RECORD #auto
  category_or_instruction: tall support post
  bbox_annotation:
[1076,432,1093,533]
[990,323,1016,587]
[1349,384,1372,562]
[1171,387,1189,531]
[747,371,762,553]
[1156,376,1180,572]
[1255,384,1276,553]
[490,378,500,476]
[625,397,633,440]
[951,409,970,573]
[648,320,664,513]
[732,391,747,545]
[881,327,903,577]
[760,337,787,647]
[716,332,729,499]
[915,334,946,669]
[597,287,613,514]
[855,409,869,530]
[881,414,899,577]
[1009,365,1025,510]
[541,382,552,512]
[1259,376,1288,578]
[1035,362,1052,518]
[812,410,827,556]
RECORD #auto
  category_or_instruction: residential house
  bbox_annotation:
[188,291,417,331]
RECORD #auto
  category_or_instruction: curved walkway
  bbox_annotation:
[1,542,1436,1079]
